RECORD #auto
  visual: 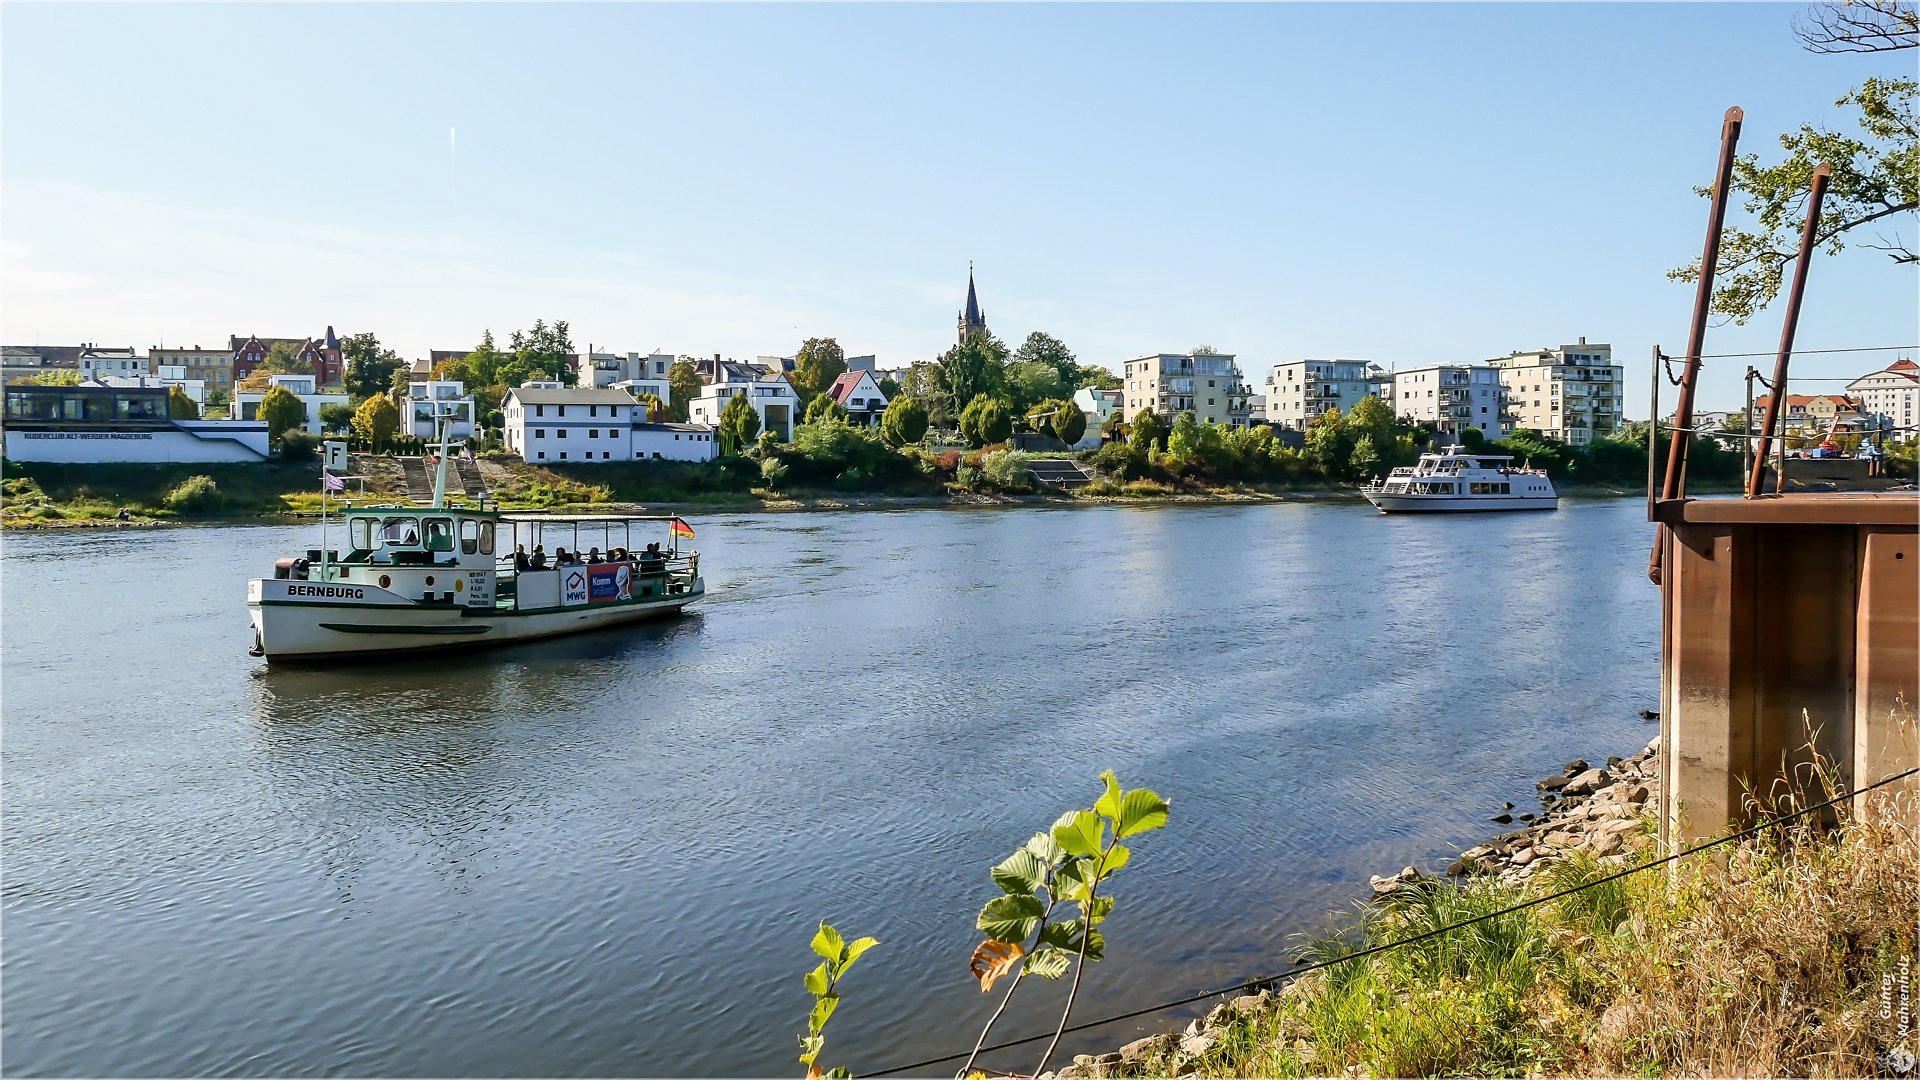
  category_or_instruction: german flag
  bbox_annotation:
[670,518,695,540]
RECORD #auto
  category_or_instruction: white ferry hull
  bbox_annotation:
[248,577,704,661]
[1365,493,1557,513]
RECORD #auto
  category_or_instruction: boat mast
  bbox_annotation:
[430,407,454,509]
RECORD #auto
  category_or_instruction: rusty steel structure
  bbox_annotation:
[1647,115,1917,848]
[1748,163,1834,498]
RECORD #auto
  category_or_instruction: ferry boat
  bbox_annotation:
[1363,447,1558,513]
[246,425,703,661]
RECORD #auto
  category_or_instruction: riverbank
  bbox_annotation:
[1061,737,1917,1080]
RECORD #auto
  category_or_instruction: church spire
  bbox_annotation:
[957,263,987,345]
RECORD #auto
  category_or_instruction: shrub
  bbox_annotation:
[978,449,1034,492]
[1051,400,1087,445]
[257,386,308,447]
[805,394,849,425]
[1129,409,1167,450]
[719,394,761,453]
[960,394,1011,448]
[760,457,788,488]
[318,401,355,433]
[1088,440,1149,480]
[881,395,929,447]
[168,386,201,420]
[162,475,226,514]
[955,464,981,489]
[351,395,401,451]
[279,429,320,462]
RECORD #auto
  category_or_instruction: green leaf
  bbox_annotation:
[804,961,831,997]
[798,1034,823,1064]
[825,1069,852,1079]
[808,994,839,1036]
[977,893,1045,943]
[1039,921,1105,962]
[1098,843,1131,880]
[842,936,879,970]
[1023,946,1072,979]
[1052,857,1095,902]
[1094,770,1124,821]
[1115,788,1171,838]
[1024,830,1066,867]
[811,923,845,962]
[991,848,1048,896]
[1053,809,1105,858]
[1084,896,1115,925]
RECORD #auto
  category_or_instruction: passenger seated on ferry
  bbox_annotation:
[556,547,574,565]
[530,545,548,569]
[640,542,665,574]
[588,547,601,564]
[513,545,530,572]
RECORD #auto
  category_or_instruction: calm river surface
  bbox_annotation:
[3,500,1659,1077]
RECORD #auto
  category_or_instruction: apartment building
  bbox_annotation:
[78,345,148,378]
[151,345,233,390]
[1263,359,1389,432]
[580,350,676,404]
[1487,338,1624,445]
[1120,353,1251,428]
[1847,358,1919,438]
[1391,365,1510,439]
[688,370,802,442]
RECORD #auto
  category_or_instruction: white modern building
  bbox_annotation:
[581,350,676,403]
[232,373,349,436]
[1392,365,1511,440]
[502,386,639,463]
[689,371,801,442]
[1487,339,1623,445]
[1263,359,1390,431]
[632,422,719,461]
[1121,353,1252,428]
[1847,358,1919,438]
[407,379,476,440]
[1072,386,1123,448]
[3,383,269,461]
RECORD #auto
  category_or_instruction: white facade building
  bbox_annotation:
[1847,358,1919,438]
[502,386,639,463]
[1263,359,1390,431]
[689,372,801,442]
[1121,353,1252,428]
[1487,339,1623,445]
[232,373,348,435]
[78,346,148,378]
[632,422,719,461]
[408,379,476,440]
[3,383,268,461]
[581,351,676,402]
[1392,365,1511,440]
[824,370,891,426]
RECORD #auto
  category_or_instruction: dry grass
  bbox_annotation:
[1100,786,1916,1079]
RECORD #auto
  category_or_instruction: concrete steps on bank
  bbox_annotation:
[1028,458,1093,491]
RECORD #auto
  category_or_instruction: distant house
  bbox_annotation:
[689,370,801,442]
[824,370,890,426]
[1071,386,1123,448]
[1753,393,1865,439]
[232,373,348,435]
[632,422,719,462]
[150,345,233,392]
[408,379,476,440]
[582,350,675,405]
[1847,358,1919,438]
[78,345,148,379]
[503,385,639,463]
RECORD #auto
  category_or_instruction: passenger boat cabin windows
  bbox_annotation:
[381,517,421,547]
[423,518,455,552]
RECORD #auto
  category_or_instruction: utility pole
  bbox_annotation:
[1743,367,1756,488]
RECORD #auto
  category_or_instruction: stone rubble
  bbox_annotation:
[1054,736,1662,1079]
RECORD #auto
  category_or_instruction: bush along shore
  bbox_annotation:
[1056,737,1918,1080]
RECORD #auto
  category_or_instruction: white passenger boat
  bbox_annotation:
[246,427,703,661]
[1363,447,1558,513]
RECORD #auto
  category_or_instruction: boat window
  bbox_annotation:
[381,517,421,547]
[460,518,480,555]
[350,516,374,551]
[479,521,495,555]
[424,518,455,552]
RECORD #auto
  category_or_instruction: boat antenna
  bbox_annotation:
[430,406,455,509]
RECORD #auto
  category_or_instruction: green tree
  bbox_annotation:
[881,395,929,447]
[1668,17,1915,325]
[792,338,847,401]
[936,331,1010,422]
[507,319,574,383]
[1458,425,1489,452]
[668,359,701,422]
[351,395,401,451]
[341,332,403,401]
[1007,361,1070,414]
[1047,398,1087,445]
[168,386,200,419]
[805,394,849,425]
[960,394,1011,448]
[876,376,902,398]
[318,401,355,433]
[262,340,312,375]
[24,369,80,386]
[634,393,667,423]
[1349,433,1383,478]
[1166,411,1203,464]
[719,393,760,454]
[1304,407,1351,473]
[1129,409,1168,451]
[257,385,308,446]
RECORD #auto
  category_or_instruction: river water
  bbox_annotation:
[2,500,1660,1077]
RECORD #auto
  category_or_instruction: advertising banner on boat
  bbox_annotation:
[588,563,631,603]
[561,567,590,606]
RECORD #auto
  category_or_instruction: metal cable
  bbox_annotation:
[866,765,1920,1078]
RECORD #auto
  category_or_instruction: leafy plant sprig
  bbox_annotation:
[798,922,879,1080]
[958,771,1171,1078]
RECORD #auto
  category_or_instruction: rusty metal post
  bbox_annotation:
[1747,163,1833,498]
[1663,106,1745,505]
[1743,367,1756,492]
[1647,346,1661,520]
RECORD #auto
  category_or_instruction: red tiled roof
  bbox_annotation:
[826,370,867,404]
[1889,358,1918,372]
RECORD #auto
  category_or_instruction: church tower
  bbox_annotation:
[957,265,987,345]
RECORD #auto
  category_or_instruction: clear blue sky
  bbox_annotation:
[4,3,1913,415]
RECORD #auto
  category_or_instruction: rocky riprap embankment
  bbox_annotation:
[1047,737,1663,1080]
